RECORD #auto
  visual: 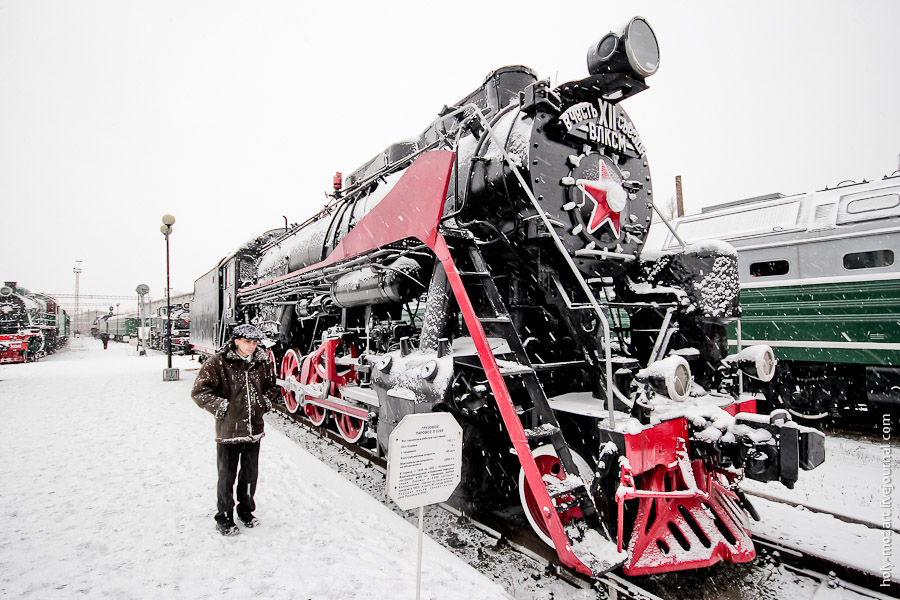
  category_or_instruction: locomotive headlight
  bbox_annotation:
[724,345,777,382]
[0,286,12,297]
[636,355,692,402]
[587,16,660,80]
[624,17,660,77]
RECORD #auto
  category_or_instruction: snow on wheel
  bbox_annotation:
[334,412,366,444]
[518,444,594,547]
[280,349,302,413]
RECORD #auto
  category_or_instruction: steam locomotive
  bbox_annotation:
[0,282,69,363]
[192,17,825,577]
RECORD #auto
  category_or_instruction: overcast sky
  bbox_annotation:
[1,0,898,303]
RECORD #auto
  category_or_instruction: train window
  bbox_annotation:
[837,192,900,224]
[846,194,899,214]
[843,249,894,270]
[749,260,790,277]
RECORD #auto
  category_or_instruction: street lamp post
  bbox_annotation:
[136,284,149,356]
[73,261,82,336]
[160,214,179,381]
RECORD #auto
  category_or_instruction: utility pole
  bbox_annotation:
[675,175,685,218]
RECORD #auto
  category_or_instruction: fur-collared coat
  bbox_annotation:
[191,342,279,443]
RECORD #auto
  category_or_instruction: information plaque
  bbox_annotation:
[387,412,462,511]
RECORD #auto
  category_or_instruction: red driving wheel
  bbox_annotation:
[280,349,302,413]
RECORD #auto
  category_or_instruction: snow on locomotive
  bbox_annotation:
[192,18,825,577]
[0,282,69,363]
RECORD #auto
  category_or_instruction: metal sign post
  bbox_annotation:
[387,412,462,599]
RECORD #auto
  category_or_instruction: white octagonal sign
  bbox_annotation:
[387,412,462,511]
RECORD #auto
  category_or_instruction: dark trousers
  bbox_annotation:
[215,441,260,524]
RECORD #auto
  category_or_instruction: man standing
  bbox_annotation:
[191,324,279,536]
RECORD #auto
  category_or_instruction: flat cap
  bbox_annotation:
[231,324,264,341]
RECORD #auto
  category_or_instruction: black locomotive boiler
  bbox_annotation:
[192,17,824,577]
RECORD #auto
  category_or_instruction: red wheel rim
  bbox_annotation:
[267,349,278,378]
[304,404,327,426]
[300,355,328,426]
[519,445,589,546]
[335,412,366,443]
[299,339,360,429]
[280,349,301,413]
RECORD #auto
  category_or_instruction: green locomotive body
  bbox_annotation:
[648,175,900,418]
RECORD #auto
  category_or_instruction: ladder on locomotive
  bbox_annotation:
[438,230,619,575]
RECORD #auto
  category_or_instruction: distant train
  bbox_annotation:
[0,281,69,363]
[648,175,900,420]
[105,314,142,341]
[93,303,192,354]
[150,303,191,354]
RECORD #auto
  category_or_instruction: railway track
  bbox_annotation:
[743,488,900,535]
[268,404,896,599]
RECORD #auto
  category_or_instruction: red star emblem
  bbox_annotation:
[577,160,626,237]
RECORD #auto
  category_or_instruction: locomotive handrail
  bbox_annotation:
[459,102,619,426]
[239,246,420,305]
[650,201,687,248]
[573,248,636,261]
[647,307,676,365]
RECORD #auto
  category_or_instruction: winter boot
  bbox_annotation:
[216,521,240,536]
[237,512,259,528]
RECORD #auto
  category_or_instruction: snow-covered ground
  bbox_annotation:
[1,338,896,599]
[0,338,513,599]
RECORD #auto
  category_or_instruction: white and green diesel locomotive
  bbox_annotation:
[649,176,900,420]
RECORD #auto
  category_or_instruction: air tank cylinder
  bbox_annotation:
[330,257,423,308]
